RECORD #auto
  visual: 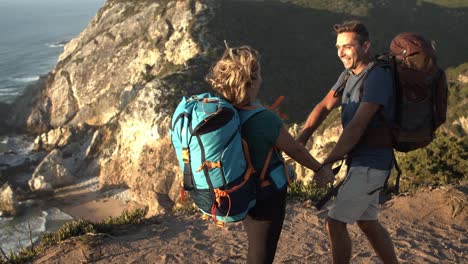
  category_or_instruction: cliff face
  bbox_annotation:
[9,0,218,215]
[5,0,467,215]
[12,0,212,132]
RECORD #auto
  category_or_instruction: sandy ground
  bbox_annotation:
[45,177,144,223]
[30,185,467,264]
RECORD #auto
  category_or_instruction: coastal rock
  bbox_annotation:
[0,183,17,216]
[33,123,92,152]
[12,0,209,132]
[0,101,12,135]
[34,127,74,152]
[96,88,182,215]
[28,149,75,192]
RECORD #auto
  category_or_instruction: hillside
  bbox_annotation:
[30,186,467,263]
[206,0,468,121]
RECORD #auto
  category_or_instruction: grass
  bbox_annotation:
[0,208,147,264]
[172,195,199,214]
[287,180,329,202]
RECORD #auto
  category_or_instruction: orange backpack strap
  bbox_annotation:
[268,96,288,119]
[268,95,284,110]
[222,139,256,194]
[258,147,274,188]
[209,139,256,223]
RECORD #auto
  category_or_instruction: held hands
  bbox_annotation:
[313,163,335,188]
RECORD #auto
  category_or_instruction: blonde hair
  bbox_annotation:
[206,44,260,107]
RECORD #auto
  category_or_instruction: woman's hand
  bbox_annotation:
[314,165,335,188]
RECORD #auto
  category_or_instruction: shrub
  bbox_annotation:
[288,180,329,201]
[392,132,468,192]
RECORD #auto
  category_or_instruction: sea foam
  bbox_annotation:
[11,76,40,83]
[47,41,68,48]
[0,208,74,255]
[0,210,47,254]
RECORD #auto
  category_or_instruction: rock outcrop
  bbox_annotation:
[28,149,75,192]
[0,183,17,216]
[0,102,12,135]
[7,0,216,215]
[11,0,212,132]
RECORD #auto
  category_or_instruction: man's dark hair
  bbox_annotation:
[333,20,370,45]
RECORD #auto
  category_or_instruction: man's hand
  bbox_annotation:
[314,165,335,188]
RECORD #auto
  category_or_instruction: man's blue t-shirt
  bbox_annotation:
[331,62,395,170]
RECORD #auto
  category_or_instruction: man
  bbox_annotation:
[298,21,398,264]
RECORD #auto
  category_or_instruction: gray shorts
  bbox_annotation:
[328,166,389,224]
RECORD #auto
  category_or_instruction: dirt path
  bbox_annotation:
[33,186,467,264]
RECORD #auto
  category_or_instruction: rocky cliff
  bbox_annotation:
[3,0,467,216]
[8,0,218,215]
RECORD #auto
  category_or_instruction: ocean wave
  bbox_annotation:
[0,87,20,92]
[47,40,68,48]
[11,76,40,83]
[0,91,20,97]
[0,135,35,155]
[0,210,47,254]
[0,207,75,254]
[45,207,74,221]
[0,216,14,224]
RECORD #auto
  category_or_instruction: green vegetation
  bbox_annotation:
[393,133,467,192]
[155,62,185,79]
[173,196,199,214]
[280,0,372,16]
[283,0,468,12]
[287,180,329,201]
[0,208,147,264]
[421,0,468,8]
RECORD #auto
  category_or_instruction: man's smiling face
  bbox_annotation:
[335,32,370,74]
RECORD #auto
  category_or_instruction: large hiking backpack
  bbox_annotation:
[170,93,294,224]
[385,32,448,152]
[171,93,258,223]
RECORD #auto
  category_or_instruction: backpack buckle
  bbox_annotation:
[182,148,190,163]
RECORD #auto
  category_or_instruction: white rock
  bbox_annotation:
[28,149,75,192]
[0,183,17,216]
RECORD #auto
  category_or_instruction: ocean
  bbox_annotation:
[0,0,105,255]
[0,0,105,103]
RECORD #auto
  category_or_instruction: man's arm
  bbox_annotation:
[323,102,380,164]
[297,90,341,145]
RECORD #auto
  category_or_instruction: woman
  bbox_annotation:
[206,44,334,264]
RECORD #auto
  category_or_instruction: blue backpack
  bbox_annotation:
[170,93,293,224]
